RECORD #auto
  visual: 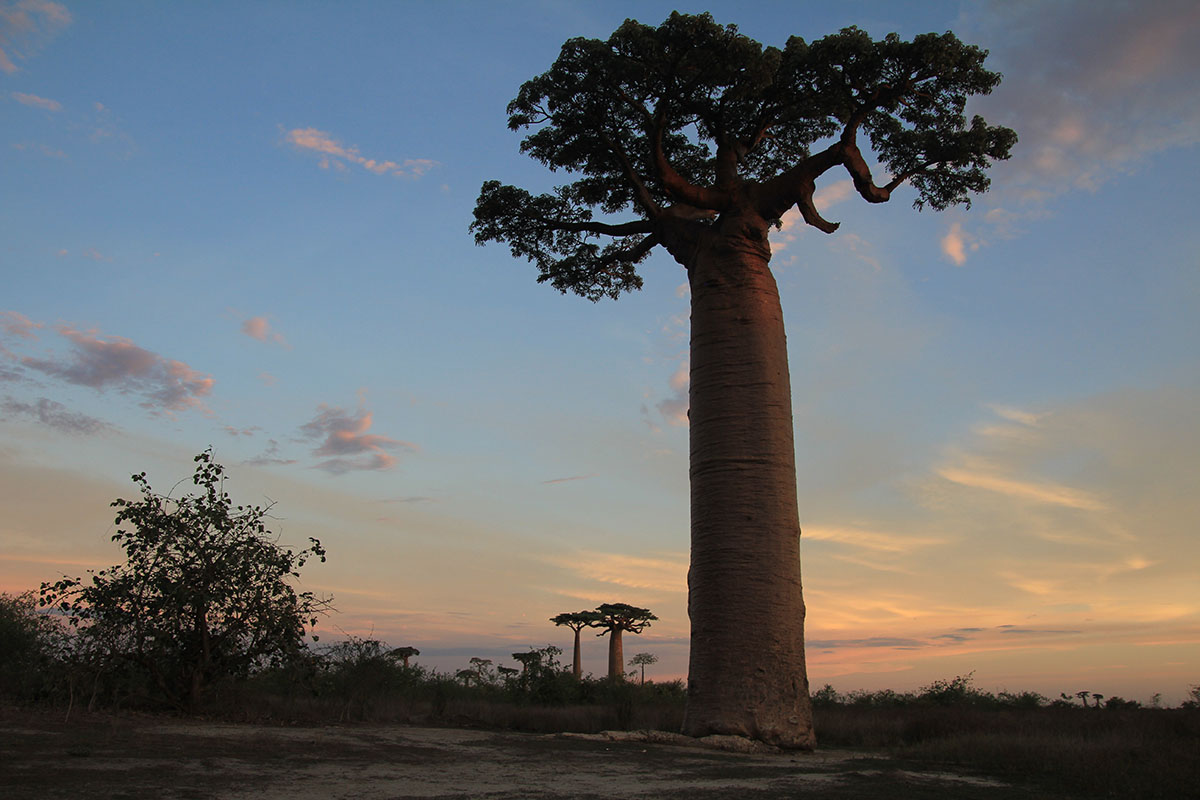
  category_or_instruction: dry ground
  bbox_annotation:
[0,707,1067,799]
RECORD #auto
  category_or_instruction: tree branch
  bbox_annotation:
[754,144,843,227]
[840,138,893,204]
[651,114,730,211]
[795,180,840,234]
[599,132,661,217]
[599,233,659,266]
[543,218,655,236]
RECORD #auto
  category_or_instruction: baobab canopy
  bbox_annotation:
[475,11,1014,748]
[472,12,1016,300]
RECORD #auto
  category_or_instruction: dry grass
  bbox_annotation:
[816,705,1200,799]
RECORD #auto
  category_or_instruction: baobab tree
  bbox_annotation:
[629,652,658,685]
[388,646,419,668]
[551,609,602,679]
[473,12,1014,748]
[587,603,656,681]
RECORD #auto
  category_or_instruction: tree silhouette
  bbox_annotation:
[388,645,420,668]
[550,609,603,679]
[511,650,541,675]
[587,603,656,680]
[40,448,329,711]
[473,12,1014,748]
[629,651,658,685]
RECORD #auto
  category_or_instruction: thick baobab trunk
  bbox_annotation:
[680,214,815,749]
[607,629,624,680]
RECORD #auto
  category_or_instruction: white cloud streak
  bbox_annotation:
[10,90,60,110]
[286,127,437,178]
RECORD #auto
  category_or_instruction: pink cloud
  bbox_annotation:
[11,91,60,111]
[0,0,72,74]
[240,316,288,347]
[1,311,42,339]
[940,222,979,266]
[286,127,438,178]
[977,1,1200,194]
[18,324,213,413]
[300,403,417,474]
[656,361,689,427]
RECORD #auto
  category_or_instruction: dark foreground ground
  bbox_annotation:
[0,707,1086,799]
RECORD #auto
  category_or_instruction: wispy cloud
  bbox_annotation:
[223,425,258,437]
[300,402,416,474]
[380,495,434,504]
[1,395,108,434]
[87,102,134,156]
[240,316,288,347]
[11,141,66,158]
[976,0,1200,195]
[542,474,595,485]
[937,464,1108,512]
[656,360,689,427]
[286,127,437,178]
[544,550,688,594]
[0,0,72,74]
[987,405,1045,427]
[15,322,213,413]
[1,310,41,339]
[808,636,929,650]
[804,525,946,554]
[10,90,59,110]
[242,438,297,467]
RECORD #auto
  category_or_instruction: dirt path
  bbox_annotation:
[0,708,1043,799]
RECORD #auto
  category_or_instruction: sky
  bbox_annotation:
[2,0,1198,704]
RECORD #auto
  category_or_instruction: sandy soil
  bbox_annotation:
[0,707,1042,799]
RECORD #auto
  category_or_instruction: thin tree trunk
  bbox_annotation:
[572,628,582,680]
[680,214,816,749]
[607,629,624,680]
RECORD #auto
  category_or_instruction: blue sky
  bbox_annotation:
[2,0,1198,702]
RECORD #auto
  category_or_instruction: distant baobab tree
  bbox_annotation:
[511,650,541,675]
[472,11,1014,749]
[551,609,603,679]
[629,652,658,685]
[388,646,419,668]
[588,603,656,680]
[469,657,496,685]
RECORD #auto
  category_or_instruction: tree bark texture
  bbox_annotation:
[607,629,624,681]
[572,629,582,680]
[680,212,815,749]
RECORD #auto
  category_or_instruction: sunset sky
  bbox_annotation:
[3,0,1197,703]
